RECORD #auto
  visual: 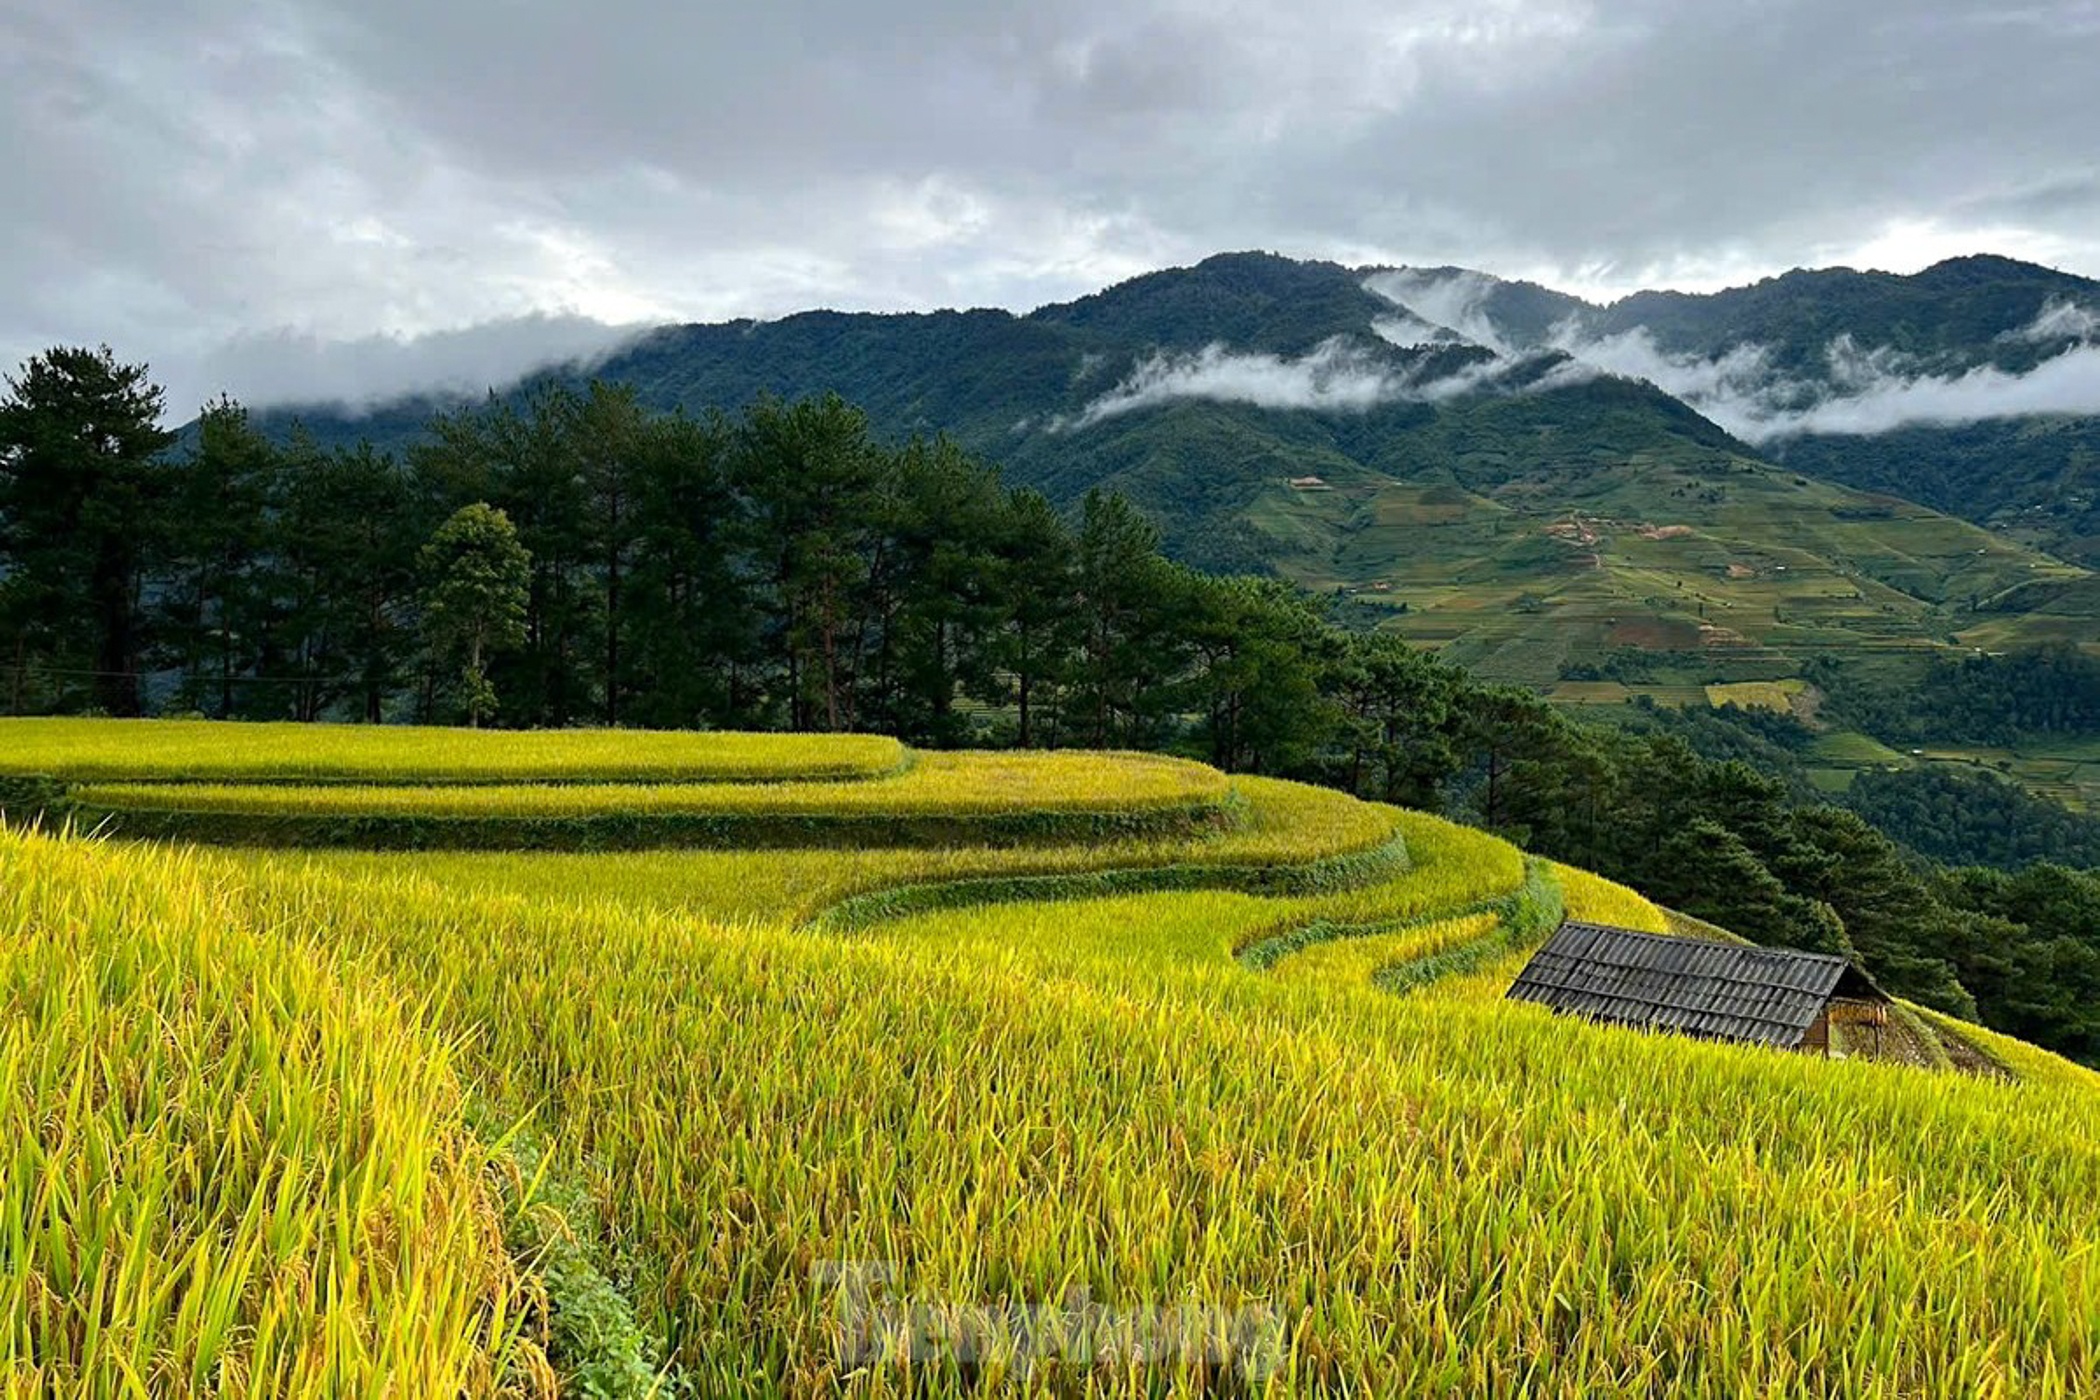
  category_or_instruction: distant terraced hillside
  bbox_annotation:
[5,720,2095,1395]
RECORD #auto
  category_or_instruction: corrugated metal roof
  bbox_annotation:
[1506,922,1884,1049]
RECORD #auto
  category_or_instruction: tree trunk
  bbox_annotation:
[219,625,235,719]
[821,575,842,733]
[94,553,140,717]
[605,485,622,725]
[1017,658,1033,749]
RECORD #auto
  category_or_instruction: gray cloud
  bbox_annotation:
[195,315,650,414]
[6,0,2100,416]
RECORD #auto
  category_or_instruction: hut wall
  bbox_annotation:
[1799,1011,1830,1055]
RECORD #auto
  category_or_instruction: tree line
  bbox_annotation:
[1811,645,2100,747]
[5,345,2098,1062]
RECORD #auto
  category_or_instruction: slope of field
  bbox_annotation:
[4,721,2096,1397]
[70,752,1225,820]
[230,775,1401,922]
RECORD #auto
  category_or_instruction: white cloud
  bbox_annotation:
[2002,297,2100,344]
[1542,323,1799,432]
[1068,340,1401,426]
[1769,343,2100,437]
[1364,269,1512,353]
[1540,320,2100,442]
[1063,336,1538,428]
[1371,312,1459,348]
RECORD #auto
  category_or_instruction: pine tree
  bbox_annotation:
[0,346,173,715]
[161,396,277,716]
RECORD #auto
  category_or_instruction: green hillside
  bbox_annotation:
[6,722,2096,1395]
[1776,417,2100,566]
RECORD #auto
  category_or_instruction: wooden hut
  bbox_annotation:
[1506,921,1890,1054]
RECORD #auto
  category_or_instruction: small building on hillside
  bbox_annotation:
[1507,921,1890,1054]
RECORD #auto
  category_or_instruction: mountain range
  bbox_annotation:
[267,251,2100,696]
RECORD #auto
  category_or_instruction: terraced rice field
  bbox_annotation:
[0,716,908,783]
[1704,678,1806,713]
[68,751,1224,819]
[4,720,2097,1397]
[26,744,1237,849]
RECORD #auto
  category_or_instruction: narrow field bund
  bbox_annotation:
[815,779,1411,928]
[1236,813,1531,970]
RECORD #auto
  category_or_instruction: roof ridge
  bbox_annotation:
[1559,921,1848,965]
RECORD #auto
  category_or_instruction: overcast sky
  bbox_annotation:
[6,0,2100,415]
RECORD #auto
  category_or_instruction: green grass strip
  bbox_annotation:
[475,1110,679,1398]
[1236,890,1503,973]
[816,822,1411,931]
[1234,857,1555,975]
[1374,861,1566,995]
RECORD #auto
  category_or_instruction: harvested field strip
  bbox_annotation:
[0,716,907,784]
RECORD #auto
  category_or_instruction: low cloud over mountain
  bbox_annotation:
[1366,265,2100,443]
[1064,336,1543,428]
